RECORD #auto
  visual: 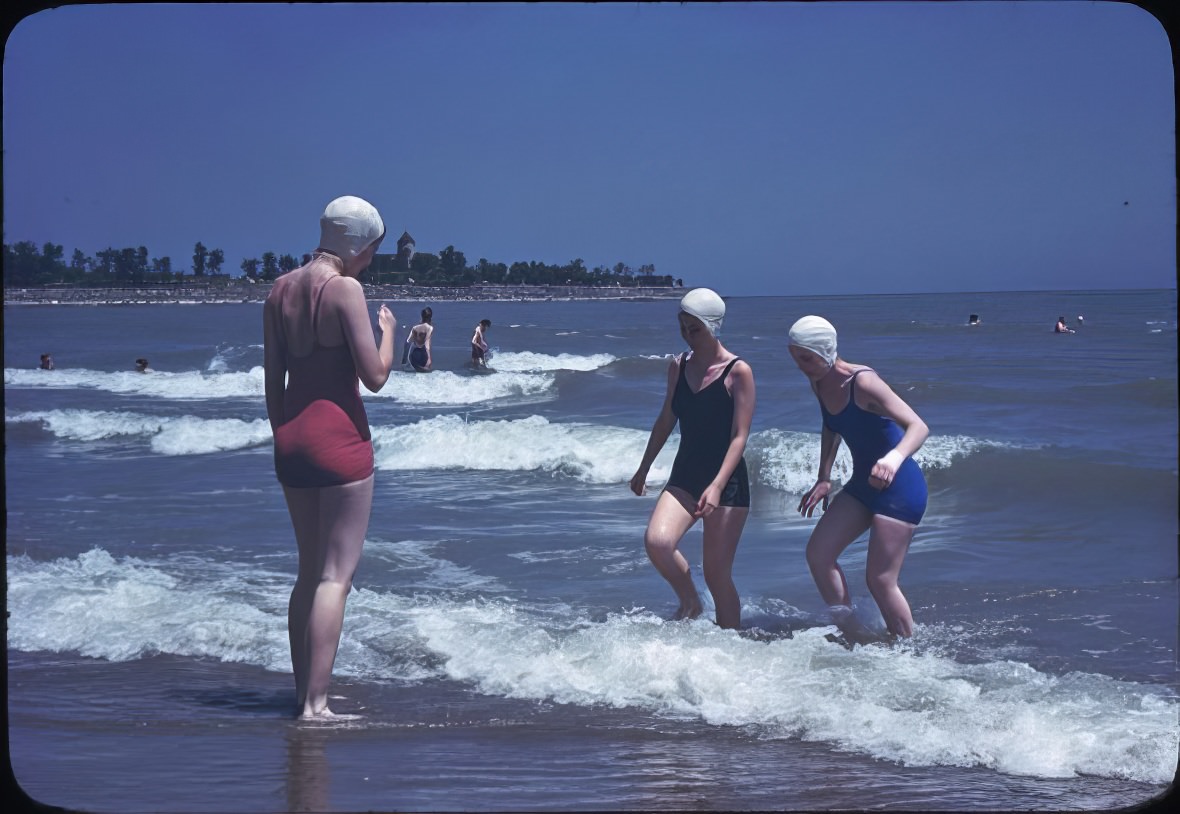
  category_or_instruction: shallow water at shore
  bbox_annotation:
[6,290,1177,811]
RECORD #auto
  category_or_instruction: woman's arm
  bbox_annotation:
[262,295,288,433]
[328,276,396,392]
[630,357,681,495]
[799,406,842,517]
[855,369,929,485]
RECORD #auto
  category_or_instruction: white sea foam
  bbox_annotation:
[5,366,266,400]
[149,415,272,455]
[8,547,1175,783]
[206,343,262,373]
[365,370,555,406]
[7,409,271,455]
[406,598,1179,784]
[371,414,675,484]
[5,365,554,407]
[6,548,293,670]
[489,351,616,372]
[5,548,432,682]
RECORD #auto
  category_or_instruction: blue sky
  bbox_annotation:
[3,2,1174,296]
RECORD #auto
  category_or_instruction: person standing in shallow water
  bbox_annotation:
[470,319,492,368]
[403,306,434,372]
[263,195,396,718]
[787,315,928,644]
[629,288,755,629]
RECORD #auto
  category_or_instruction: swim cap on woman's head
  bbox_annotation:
[788,315,838,366]
[680,288,725,336]
[318,196,385,259]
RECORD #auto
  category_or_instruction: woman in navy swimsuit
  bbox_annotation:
[630,289,755,629]
[787,315,928,643]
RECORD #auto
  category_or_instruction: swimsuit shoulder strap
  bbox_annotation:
[845,367,874,399]
[310,272,340,332]
[720,356,741,381]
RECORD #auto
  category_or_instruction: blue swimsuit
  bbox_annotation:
[820,369,926,525]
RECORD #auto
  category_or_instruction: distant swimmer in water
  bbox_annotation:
[403,307,434,372]
[1055,316,1075,334]
[629,288,755,630]
[263,195,397,719]
[787,315,929,645]
[39,353,55,370]
[135,358,152,373]
[470,319,492,369]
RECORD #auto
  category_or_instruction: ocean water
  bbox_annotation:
[4,289,1177,812]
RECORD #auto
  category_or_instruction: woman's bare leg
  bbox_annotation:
[805,492,880,642]
[283,476,374,718]
[283,485,322,710]
[643,488,702,620]
[805,492,871,607]
[700,506,748,630]
[865,514,916,638]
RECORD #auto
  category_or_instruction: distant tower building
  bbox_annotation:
[396,232,415,271]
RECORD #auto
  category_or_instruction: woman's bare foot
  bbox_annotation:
[673,600,703,621]
[297,705,335,720]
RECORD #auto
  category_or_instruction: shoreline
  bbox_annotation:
[3,282,685,305]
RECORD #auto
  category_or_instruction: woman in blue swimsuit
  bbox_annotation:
[630,289,756,629]
[787,315,928,642]
[403,306,434,372]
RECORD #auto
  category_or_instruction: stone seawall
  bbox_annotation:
[4,283,686,305]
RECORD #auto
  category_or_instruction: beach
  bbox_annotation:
[5,289,1177,812]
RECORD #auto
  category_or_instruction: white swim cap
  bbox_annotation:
[680,288,725,336]
[318,196,385,259]
[788,315,838,366]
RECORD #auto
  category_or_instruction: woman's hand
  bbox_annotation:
[629,469,648,496]
[694,483,723,518]
[869,449,905,490]
[377,304,396,334]
[798,479,832,517]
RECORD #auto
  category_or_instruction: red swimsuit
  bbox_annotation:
[273,276,374,488]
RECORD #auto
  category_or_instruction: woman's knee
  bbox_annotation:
[865,569,898,598]
[644,530,679,559]
[316,571,355,594]
[702,566,735,597]
[805,539,836,571]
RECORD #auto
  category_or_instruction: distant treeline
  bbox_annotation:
[2,240,681,289]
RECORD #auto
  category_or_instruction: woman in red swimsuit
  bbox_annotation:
[263,196,397,718]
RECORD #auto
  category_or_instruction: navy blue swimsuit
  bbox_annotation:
[821,369,926,525]
[409,346,429,370]
[666,354,750,508]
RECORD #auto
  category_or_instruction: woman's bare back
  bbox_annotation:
[274,261,349,358]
